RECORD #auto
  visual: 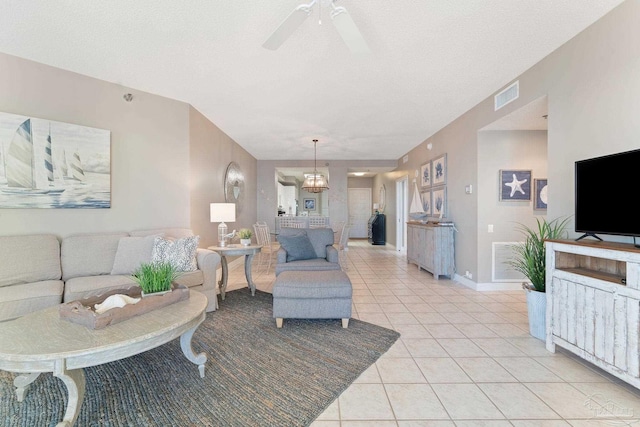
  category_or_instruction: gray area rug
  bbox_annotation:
[1,289,400,427]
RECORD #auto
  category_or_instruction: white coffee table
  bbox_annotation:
[0,291,208,427]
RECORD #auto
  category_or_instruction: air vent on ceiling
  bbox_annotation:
[494,81,519,111]
[492,242,526,282]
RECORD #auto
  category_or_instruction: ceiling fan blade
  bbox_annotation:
[263,4,313,50]
[331,6,371,55]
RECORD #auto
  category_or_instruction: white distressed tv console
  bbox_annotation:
[545,239,640,389]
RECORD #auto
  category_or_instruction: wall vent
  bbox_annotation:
[494,81,519,111]
[492,242,526,282]
[403,155,409,163]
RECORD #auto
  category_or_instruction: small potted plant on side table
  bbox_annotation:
[238,228,253,246]
[133,261,178,297]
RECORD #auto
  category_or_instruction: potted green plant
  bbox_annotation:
[509,217,570,340]
[133,261,178,297]
[238,228,252,246]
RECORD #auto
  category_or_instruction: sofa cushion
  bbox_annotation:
[151,235,199,272]
[63,274,138,302]
[0,280,64,321]
[110,235,159,275]
[0,234,61,288]
[174,270,204,288]
[62,232,128,281]
[277,233,317,262]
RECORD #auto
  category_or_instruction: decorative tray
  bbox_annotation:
[59,283,190,329]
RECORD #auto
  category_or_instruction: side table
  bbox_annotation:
[208,244,262,300]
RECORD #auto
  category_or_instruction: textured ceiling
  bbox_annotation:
[0,1,624,161]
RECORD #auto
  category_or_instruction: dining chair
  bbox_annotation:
[337,224,351,270]
[279,216,303,229]
[254,222,277,274]
[309,216,328,228]
[331,221,345,245]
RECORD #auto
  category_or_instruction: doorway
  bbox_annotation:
[348,188,372,238]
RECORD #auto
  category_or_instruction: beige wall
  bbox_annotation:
[348,177,373,188]
[477,130,547,284]
[0,52,190,237]
[189,107,257,248]
[0,52,256,245]
[395,0,640,287]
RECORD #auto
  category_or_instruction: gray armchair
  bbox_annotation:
[275,228,340,276]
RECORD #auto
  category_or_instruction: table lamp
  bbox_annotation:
[210,203,236,247]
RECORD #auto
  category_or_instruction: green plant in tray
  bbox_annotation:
[133,261,178,295]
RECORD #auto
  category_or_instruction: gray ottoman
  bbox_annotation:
[272,270,352,328]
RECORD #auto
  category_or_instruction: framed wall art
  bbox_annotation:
[420,161,431,188]
[303,198,316,211]
[534,178,548,210]
[499,169,531,201]
[432,186,446,217]
[0,111,111,208]
[432,154,447,186]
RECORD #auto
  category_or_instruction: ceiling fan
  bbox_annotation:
[262,0,370,55]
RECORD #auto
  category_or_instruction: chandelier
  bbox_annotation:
[301,139,329,193]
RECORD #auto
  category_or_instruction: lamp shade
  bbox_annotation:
[210,203,236,223]
[302,173,329,193]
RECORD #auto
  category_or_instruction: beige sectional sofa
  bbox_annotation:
[0,228,220,322]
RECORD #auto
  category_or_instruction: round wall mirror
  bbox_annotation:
[379,184,386,213]
[224,162,245,212]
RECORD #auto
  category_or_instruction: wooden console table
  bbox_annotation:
[208,244,262,299]
[406,222,455,279]
[0,292,208,427]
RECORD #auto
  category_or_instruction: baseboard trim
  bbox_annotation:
[454,274,523,291]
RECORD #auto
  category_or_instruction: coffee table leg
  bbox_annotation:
[53,359,85,427]
[14,372,40,402]
[244,253,256,296]
[180,322,207,378]
[218,255,228,300]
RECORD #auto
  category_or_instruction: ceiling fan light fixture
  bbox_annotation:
[301,139,329,193]
[330,5,370,55]
[262,2,314,50]
[263,0,369,55]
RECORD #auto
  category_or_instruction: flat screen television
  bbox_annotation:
[575,148,640,242]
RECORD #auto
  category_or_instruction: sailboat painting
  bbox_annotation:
[0,111,110,208]
[409,181,430,221]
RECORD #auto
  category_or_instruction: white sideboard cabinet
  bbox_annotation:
[545,239,640,388]
[406,222,455,279]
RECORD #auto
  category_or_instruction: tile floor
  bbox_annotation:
[223,239,640,426]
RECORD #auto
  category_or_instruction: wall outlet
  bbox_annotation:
[488,224,494,233]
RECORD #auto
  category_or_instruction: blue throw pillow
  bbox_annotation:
[277,233,317,262]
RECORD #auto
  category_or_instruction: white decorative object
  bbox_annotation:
[210,203,236,247]
[525,289,546,340]
[94,294,141,314]
[241,238,251,246]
